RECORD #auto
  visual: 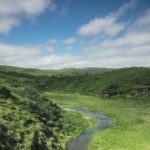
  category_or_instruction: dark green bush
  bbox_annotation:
[0,86,12,99]
[31,130,48,150]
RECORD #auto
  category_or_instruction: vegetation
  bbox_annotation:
[41,67,150,97]
[45,93,150,150]
[0,69,90,149]
[0,65,112,76]
[0,87,89,149]
[0,88,61,149]
[0,86,12,99]
[0,65,150,150]
[0,65,149,97]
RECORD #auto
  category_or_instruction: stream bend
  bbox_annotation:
[66,107,113,150]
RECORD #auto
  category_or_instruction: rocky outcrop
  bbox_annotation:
[131,88,150,98]
[100,83,150,99]
[100,83,119,98]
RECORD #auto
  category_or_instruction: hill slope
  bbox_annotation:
[0,65,112,76]
[0,66,91,150]
[0,66,149,98]
[0,65,150,149]
[41,67,150,97]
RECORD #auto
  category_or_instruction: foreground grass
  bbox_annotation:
[45,92,150,150]
[0,95,94,150]
[0,98,42,149]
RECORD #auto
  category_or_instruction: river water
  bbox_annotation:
[66,107,113,150]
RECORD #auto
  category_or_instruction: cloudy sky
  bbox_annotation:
[0,0,150,69]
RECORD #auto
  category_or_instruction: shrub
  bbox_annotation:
[0,86,12,99]
[31,130,48,150]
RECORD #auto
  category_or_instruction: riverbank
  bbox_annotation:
[65,107,112,150]
[45,92,150,150]
[59,108,96,150]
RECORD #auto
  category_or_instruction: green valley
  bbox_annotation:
[0,65,150,150]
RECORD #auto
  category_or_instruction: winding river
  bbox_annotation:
[65,107,113,150]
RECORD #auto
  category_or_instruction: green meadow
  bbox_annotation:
[45,92,150,150]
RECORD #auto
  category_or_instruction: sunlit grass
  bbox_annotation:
[45,92,150,150]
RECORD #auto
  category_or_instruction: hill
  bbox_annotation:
[40,67,150,98]
[0,66,149,98]
[0,65,112,76]
[0,66,91,150]
[0,65,150,149]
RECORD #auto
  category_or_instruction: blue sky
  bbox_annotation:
[0,0,150,69]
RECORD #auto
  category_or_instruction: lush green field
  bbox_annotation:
[45,92,150,150]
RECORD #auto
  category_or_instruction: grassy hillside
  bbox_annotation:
[0,65,150,149]
[0,65,111,76]
[0,85,63,149]
[45,93,150,150]
[0,66,149,97]
[0,66,92,149]
[38,67,150,97]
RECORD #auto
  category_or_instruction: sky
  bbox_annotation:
[0,0,150,69]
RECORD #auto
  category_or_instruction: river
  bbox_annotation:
[65,107,113,150]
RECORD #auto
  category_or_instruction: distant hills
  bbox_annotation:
[0,65,112,76]
[0,65,150,98]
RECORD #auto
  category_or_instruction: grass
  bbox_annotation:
[1,66,150,97]
[0,87,94,150]
[45,92,150,150]
[59,110,96,149]
[0,98,42,149]
[0,65,149,149]
[0,65,112,76]
[40,67,150,97]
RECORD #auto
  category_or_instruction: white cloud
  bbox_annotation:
[78,16,125,37]
[0,0,56,34]
[0,43,41,65]
[78,9,150,67]
[101,33,150,47]
[0,41,79,69]
[63,37,76,45]
[111,0,136,18]
[129,9,150,34]
[47,39,58,44]
[32,55,81,69]
[0,17,20,34]
[0,2,150,69]
[78,0,136,37]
